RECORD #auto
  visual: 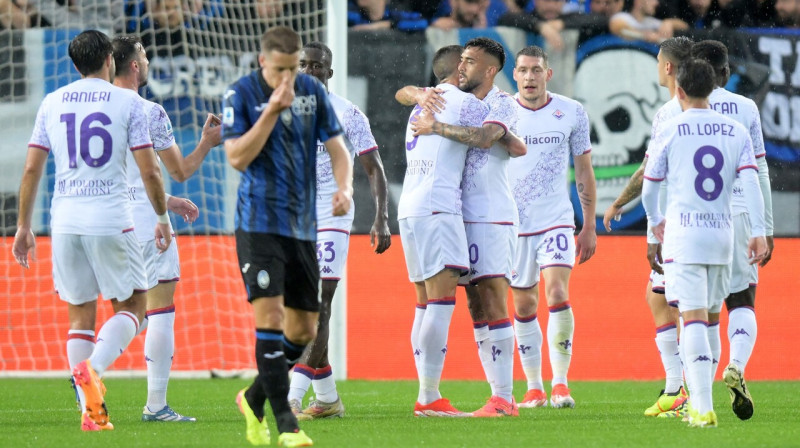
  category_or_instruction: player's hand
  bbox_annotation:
[201,113,222,147]
[651,219,665,243]
[602,203,622,232]
[647,242,663,275]
[154,222,173,253]
[747,235,768,265]
[12,227,36,269]
[267,72,295,113]
[370,219,391,254]
[575,227,596,264]
[759,235,774,267]
[416,87,446,114]
[332,189,352,217]
[167,196,199,223]
[411,110,436,136]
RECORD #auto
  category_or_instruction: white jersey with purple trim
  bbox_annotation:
[316,92,378,229]
[28,78,153,235]
[461,85,519,224]
[644,97,682,244]
[398,83,488,219]
[510,92,591,234]
[707,88,766,215]
[644,108,756,264]
[126,98,176,242]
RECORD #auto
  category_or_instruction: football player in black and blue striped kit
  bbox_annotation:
[222,26,353,447]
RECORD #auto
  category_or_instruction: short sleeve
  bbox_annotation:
[484,91,518,134]
[459,94,489,128]
[128,97,154,151]
[344,104,378,155]
[28,97,51,151]
[314,80,343,143]
[148,103,176,151]
[570,102,592,156]
[221,85,248,141]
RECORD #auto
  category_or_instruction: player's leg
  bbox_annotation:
[722,213,757,420]
[465,286,493,395]
[510,234,546,407]
[644,273,687,417]
[542,266,575,408]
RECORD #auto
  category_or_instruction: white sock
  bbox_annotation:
[473,322,494,395]
[548,302,574,387]
[514,314,543,391]
[707,322,721,379]
[145,307,175,411]
[90,311,139,376]
[488,319,514,402]
[67,330,95,412]
[136,315,149,336]
[728,307,757,374]
[655,325,682,393]
[683,320,713,414]
[417,297,455,405]
[288,364,314,403]
[678,315,686,372]
[312,366,338,403]
[411,305,426,378]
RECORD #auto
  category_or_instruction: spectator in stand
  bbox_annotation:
[0,0,39,29]
[141,0,187,58]
[429,0,490,29]
[610,0,687,44]
[745,0,777,26]
[669,0,727,28]
[775,0,799,27]
[348,0,428,31]
[27,0,122,30]
[499,0,623,49]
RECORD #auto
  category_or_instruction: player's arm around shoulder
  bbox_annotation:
[395,85,446,113]
[224,75,292,172]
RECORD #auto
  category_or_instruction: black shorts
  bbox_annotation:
[235,230,320,312]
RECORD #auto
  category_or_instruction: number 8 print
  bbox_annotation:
[693,145,724,201]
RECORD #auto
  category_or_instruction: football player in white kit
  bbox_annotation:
[508,45,597,409]
[398,45,488,417]
[602,37,693,417]
[287,41,392,420]
[111,35,222,422]
[409,37,527,417]
[690,40,774,421]
[642,58,767,428]
[12,30,171,431]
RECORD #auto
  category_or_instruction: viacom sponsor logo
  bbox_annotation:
[524,131,565,146]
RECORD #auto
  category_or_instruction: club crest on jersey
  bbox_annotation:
[223,107,234,126]
[257,270,270,289]
[552,109,565,120]
[280,109,292,126]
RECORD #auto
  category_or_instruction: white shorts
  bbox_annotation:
[511,226,575,289]
[140,237,181,289]
[730,213,758,293]
[52,231,148,305]
[664,262,730,314]
[399,214,469,282]
[461,222,517,285]
[316,228,350,281]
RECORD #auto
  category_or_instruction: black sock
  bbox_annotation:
[255,329,298,433]
[282,335,306,370]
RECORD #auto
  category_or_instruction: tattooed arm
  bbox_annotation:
[602,157,647,231]
[574,152,597,264]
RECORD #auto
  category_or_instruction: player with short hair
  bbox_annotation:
[690,39,774,421]
[396,44,486,417]
[642,58,767,428]
[111,34,222,423]
[288,41,391,420]
[509,45,596,409]
[222,26,352,447]
[603,36,694,417]
[408,37,527,417]
[12,29,171,431]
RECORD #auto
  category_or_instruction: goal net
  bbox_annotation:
[0,0,326,376]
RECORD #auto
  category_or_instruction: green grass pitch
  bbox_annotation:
[2,378,799,447]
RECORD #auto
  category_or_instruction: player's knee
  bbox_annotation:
[546,283,569,305]
[726,286,755,311]
[513,293,538,318]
